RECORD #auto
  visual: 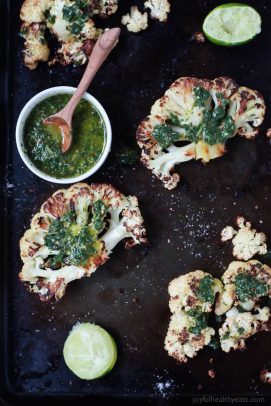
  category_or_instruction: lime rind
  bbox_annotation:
[63,323,117,380]
[203,3,261,47]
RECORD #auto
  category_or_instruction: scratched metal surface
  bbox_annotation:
[2,0,271,403]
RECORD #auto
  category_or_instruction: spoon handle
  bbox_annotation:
[61,28,121,122]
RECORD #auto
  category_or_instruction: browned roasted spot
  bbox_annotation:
[178,327,189,343]
[190,278,199,293]
[171,295,179,301]
[192,334,204,344]
[37,216,49,230]
[28,242,41,257]
[43,194,67,218]
[186,295,197,306]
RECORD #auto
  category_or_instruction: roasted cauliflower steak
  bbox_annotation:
[136,77,266,190]
[165,271,222,363]
[19,183,147,302]
[20,0,118,68]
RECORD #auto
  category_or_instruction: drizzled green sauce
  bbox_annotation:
[24,94,106,178]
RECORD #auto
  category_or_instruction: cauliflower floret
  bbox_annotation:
[47,0,102,65]
[20,0,116,68]
[221,226,237,242]
[260,369,271,384]
[20,23,50,69]
[20,0,53,23]
[121,6,148,33]
[137,77,265,190]
[221,216,267,261]
[164,310,215,363]
[229,87,266,139]
[165,270,220,363]
[215,260,271,316]
[169,270,223,313]
[219,306,270,352]
[144,0,170,22]
[93,0,118,16]
[19,183,147,301]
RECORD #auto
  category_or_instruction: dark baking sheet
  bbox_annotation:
[2,0,271,403]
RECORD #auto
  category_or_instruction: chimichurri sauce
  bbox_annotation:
[24,94,106,178]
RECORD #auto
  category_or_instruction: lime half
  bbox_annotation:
[203,3,261,46]
[63,323,117,380]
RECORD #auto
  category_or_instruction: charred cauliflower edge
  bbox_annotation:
[19,183,147,302]
[136,76,266,190]
[20,0,118,69]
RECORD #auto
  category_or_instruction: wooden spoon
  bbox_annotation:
[43,28,121,153]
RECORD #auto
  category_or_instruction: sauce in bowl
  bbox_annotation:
[23,94,106,178]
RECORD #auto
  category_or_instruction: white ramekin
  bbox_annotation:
[16,86,112,184]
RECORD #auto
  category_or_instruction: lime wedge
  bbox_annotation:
[203,3,261,46]
[63,323,117,380]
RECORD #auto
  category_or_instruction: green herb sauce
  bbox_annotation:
[44,199,107,268]
[62,1,88,35]
[235,273,268,302]
[187,308,209,336]
[152,86,236,148]
[197,275,215,303]
[237,327,245,335]
[24,94,106,178]
[152,124,180,148]
[221,330,230,340]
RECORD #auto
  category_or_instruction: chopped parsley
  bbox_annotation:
[44,9,56,24]
[152,87,236,148]
[237,327,245,335]
[221,330,230,340]
[187,308,209,336]
[91,200,107,233]
[62,3,88,35]
[152,124,180,149]
[194,86,210,107]
[45,209,101,268]
[235,273,268,302]
[70,22,84,35]
[197,275,215,304]
[75,0,89,7]
[166,114,200,143]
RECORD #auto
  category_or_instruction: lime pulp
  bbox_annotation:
[203,3,261,46]
[63,323,117,380]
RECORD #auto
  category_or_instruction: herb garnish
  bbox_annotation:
[152,86,236,148]
[45,210,101,268]
[187,308,209,336]
[235,273,268,302]
[197,275,215,303]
